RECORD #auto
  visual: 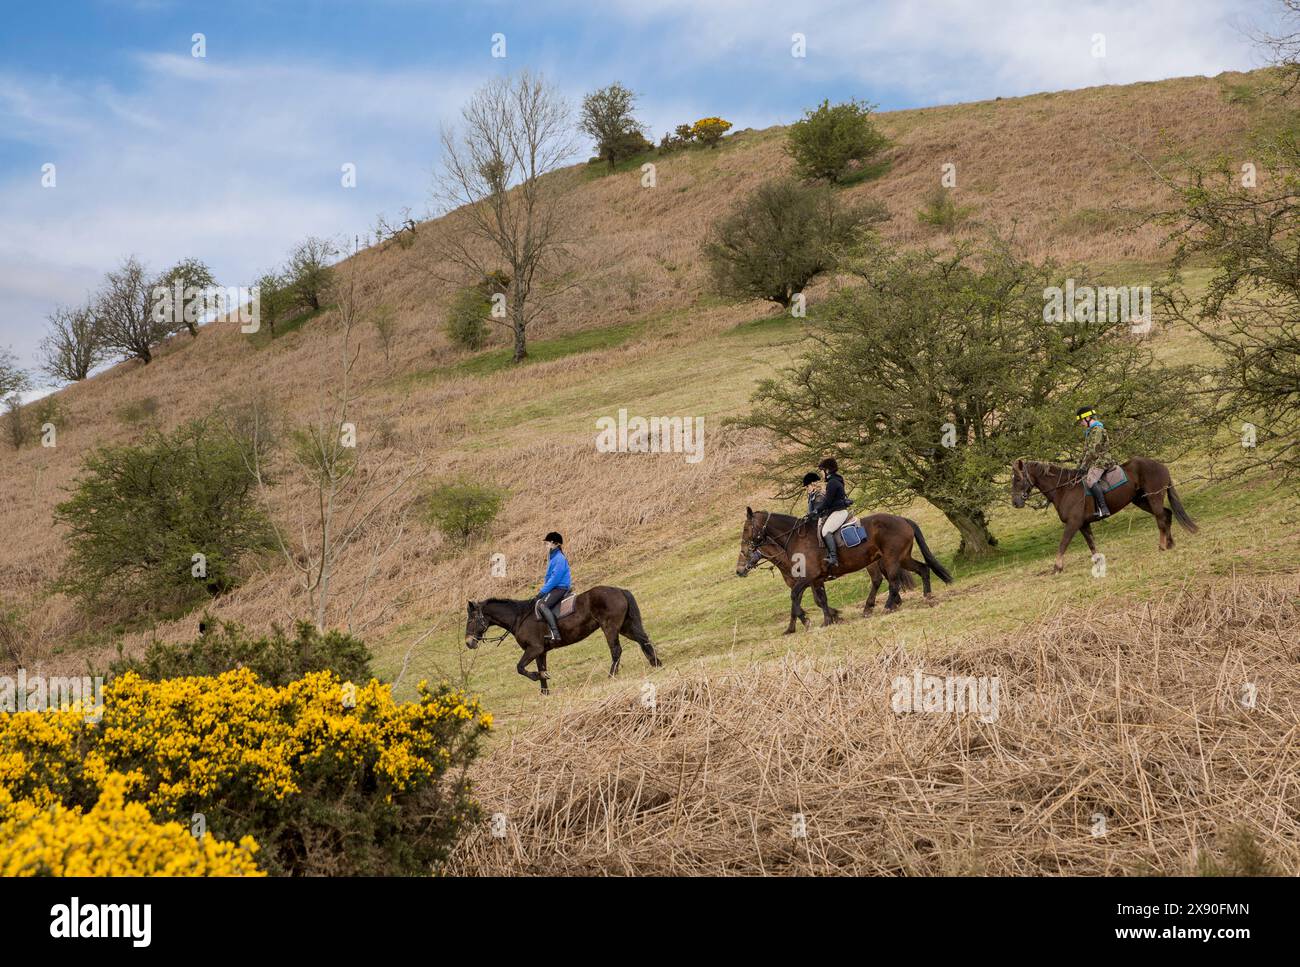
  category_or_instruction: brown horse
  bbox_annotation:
[465,587,661,694]
[736,508,953,633]
[1010,458,1198,573]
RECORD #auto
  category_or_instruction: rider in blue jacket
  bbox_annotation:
[537,532,572,642]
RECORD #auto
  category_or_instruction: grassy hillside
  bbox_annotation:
[1,68,1294,723]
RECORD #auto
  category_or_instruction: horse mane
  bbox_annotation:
[482,597,529,607]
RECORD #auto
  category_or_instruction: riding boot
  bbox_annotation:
[1089,483,1110,519]
[822,533,839,576]
[538,603,561,642]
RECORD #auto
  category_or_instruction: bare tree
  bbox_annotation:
[238,242,424,631]
[94,256,165,365]
[433,70,578,362]
[41,303,106,382]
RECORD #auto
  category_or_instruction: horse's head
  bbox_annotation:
[464,600,490,649]
[1010,458,1034,509]
[736,506,768,577]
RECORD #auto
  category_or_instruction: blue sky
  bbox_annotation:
[0,0,1281,379]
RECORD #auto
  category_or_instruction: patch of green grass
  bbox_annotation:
[248,305,329,348]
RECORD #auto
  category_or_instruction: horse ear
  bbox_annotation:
[466,600,474,612]
[746,506,754,519]
[1014,458,1025,472]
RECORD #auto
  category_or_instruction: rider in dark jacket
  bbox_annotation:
[809,458,852,571]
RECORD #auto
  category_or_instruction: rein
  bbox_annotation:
[743,513,809,573]
[1021,462,1082,508]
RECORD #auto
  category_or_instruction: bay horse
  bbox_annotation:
[1010,457,1198,573]
[465,586,661,694]
[735,508,953,633]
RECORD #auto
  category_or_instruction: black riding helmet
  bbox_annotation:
[544,531,563,545]
[801,472,821,486]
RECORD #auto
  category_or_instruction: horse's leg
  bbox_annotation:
[1080,522,1098,557]
[863,564,883,615]
[536,650,550,694]
[516,641,545,684]
[619,607,662,668]
[813,583,837,626]
[1054,522,1080,573]
[883,555,904,612]
[604,624,623,677]
[901,556,933,602]
[1148,487,1172,550]
[786,581,809,634]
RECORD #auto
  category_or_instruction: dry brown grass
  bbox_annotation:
[449,577,1300,875]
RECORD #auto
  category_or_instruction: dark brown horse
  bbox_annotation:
[736,509,953,633]
[1010,458,1198,573]
[465,587,661,694]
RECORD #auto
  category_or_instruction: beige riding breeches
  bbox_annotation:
[820,509,850,537]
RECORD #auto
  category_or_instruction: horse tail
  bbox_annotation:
[1167,483,1199,533]
[620,589,661,666]
[907,519,954,584]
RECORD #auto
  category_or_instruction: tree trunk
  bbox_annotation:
[511,291,528,362]
[943,507,998,557]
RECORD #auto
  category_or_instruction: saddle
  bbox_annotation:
[1099,466,1128,492]
[535,592,577,621]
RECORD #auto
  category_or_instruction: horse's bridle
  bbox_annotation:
[1016,461,1079,508]
[740,513,806,574]
[466,607,512,647]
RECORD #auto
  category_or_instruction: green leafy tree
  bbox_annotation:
[786,99,889,184]
[54,418,274,619]
[156,257,219,337]
[739,239,1197,555]
[1155,134,1300,481]
[286,236,337,312]
[580,82,647,170]
[703,178,887,307]
[253,269,294,338]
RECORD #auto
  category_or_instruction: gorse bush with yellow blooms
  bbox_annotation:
[691,117,732,148]
[0,775,263,876]
[0,669,492,876]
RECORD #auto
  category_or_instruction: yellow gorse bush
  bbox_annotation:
[0,775,262,876]
[692,117,733,145]
[0,669,492,876]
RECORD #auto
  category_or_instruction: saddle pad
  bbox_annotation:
[1100,466,1128,492]
[838,519,867,548]
[536,593,577,620]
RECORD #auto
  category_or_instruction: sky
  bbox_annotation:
[0,0,1283,383]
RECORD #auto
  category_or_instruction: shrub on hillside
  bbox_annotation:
[703,178,887,307]
[0,668,492,875]
[53,418,274,620]
[445,287,492,350]
[421,478,504,544]
[916,186,976,230]
[786,99,889,184]
[658,124,696,152]
[111,618,374,687]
